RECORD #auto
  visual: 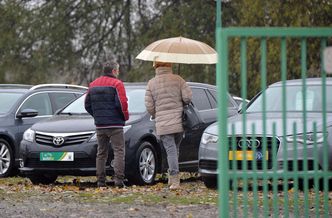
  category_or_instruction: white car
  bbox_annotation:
[199,78,332,189]
[232,95,249,106]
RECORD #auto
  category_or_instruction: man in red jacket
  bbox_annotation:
[85,61,129,188]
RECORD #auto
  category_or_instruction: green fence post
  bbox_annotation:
[216,0,229,217]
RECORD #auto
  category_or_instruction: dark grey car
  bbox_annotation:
[19,82,239,185]
[199,78,332,189]
[0,84,86,177]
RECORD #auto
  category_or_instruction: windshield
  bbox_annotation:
[61,87,146,114]
[247,85,332,113]
[0,92,24,114]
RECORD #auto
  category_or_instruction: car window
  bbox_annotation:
[191,88,211,111]
[62,87,147,114]
[0,92,23,114]
[20,93,52,116]
[228,95,238,107]
[247,85,332,112]
[295,90,315,111]
[50,92,77,112]
[206,90,217,108]
[209,89,237,108]
[62,95,87,114]
[234,99,242,106]
[126,88,146,113]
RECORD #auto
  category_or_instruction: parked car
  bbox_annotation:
[199,78,332,189]
[0,84,87,177]
[19,82,239,185]
[231,94,250,107]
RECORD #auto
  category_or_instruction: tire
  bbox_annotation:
[28,174,58,185]
[202,176,217,189]
[129,141,158,185]
[298,178,314,191]
[318,178,332,191]
[0,139,14,178]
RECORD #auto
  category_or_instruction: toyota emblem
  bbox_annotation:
[53,136,65,146]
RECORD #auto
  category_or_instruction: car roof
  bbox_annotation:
[0,84,87,93]
[270,77,332,87]
[124,82,147,88]
[0,84,33,92]
[124,81,216,89]
[187,82,216,89]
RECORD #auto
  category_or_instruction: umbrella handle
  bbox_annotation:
[177,64,181,75]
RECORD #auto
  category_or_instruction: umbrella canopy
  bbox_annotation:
[136,36,217,64]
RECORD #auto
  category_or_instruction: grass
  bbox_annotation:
[0,174,331,216]
[0,174,218,205]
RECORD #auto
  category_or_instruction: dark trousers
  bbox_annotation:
[96,128,125,183]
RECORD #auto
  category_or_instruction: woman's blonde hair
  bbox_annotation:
[153,61,172,69]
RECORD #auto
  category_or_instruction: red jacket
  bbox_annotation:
[85,75,129,128]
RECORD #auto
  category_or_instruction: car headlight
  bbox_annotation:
[23,128,35,142]
[88,125,132,142]
[201,132,218,145]
[286,132,325,145]
[88,132,97,142]
[123,125,132,134]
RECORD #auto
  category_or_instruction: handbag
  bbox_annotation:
[182,103,204,130]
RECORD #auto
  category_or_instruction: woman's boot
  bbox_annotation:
[169,173,180,190]
[167,170,171,185]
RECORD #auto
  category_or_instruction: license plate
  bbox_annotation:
[229,151,268,160]
[40,152,74,161]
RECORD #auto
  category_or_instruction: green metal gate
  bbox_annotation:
[216,2,332,218]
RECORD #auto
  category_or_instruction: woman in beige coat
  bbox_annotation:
[145,61,192,190]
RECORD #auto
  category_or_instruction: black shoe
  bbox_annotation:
[97,181,106,187]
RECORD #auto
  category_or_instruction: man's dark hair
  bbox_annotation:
[103,61,119,75]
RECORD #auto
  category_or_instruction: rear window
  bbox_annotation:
[62,86,147,114]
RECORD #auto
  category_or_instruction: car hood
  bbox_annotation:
[205,112,332,136]
[31,113,144,133]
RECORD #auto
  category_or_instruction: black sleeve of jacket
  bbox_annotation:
[84,91,93,116]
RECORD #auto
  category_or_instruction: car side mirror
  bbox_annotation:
[17,109,38,118]
[150,116,155,121]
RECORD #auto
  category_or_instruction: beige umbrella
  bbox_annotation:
[136,36,217,64]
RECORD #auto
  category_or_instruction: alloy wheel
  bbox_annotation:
[139,147,156,183]
[0,142,10,175]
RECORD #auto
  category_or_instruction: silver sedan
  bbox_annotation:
[199,78,332,189]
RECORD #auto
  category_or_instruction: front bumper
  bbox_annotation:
[19,140,113,176]
[198,141,218,176]
[198,140,331,176]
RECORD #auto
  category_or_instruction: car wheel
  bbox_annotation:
[318,178,332,191]
[298,178,314,191]
[130,141,157,185]
[0,139,14,178]
[202,176,217,189]
[28,174,58,185]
